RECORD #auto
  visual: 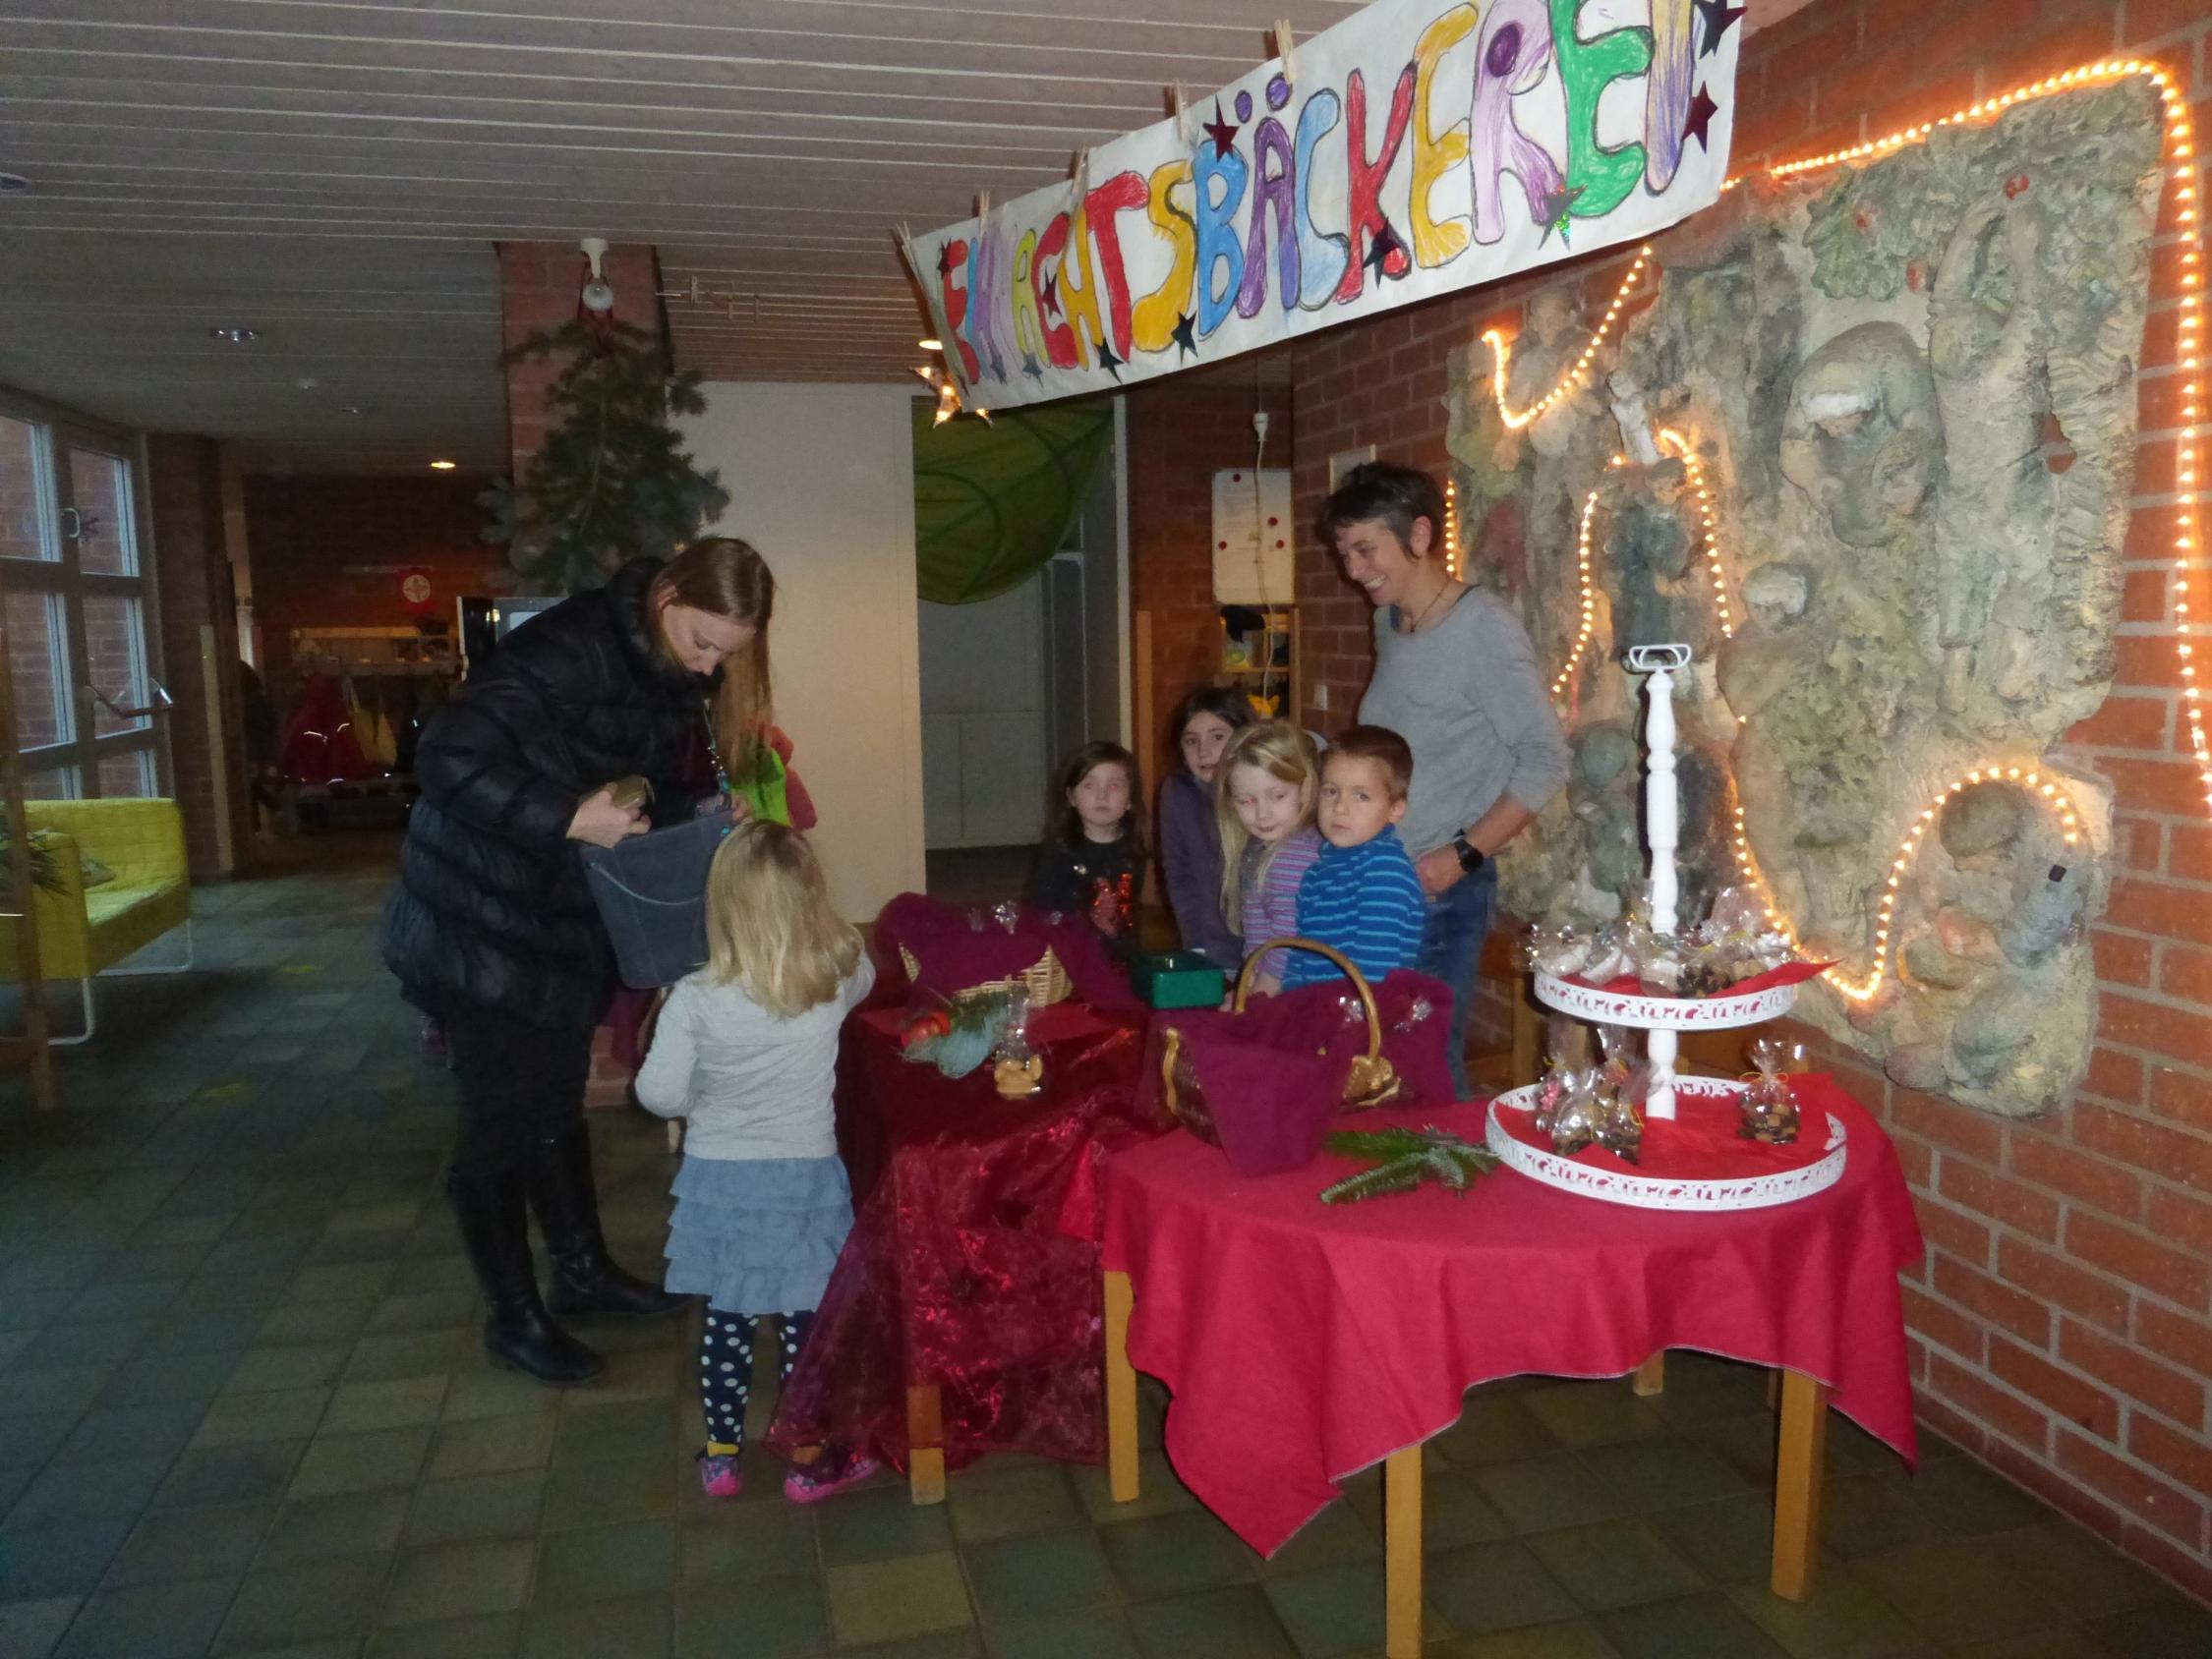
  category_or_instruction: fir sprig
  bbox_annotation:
[1318,1126,1500,1205]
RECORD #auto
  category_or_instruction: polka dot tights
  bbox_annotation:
[700,1307,813,1456]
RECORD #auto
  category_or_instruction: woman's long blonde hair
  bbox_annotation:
[1215,721,1319,921]
[704,820,862,1018]
[652,537,775,778]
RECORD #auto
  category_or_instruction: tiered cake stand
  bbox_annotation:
[1486,646,1844,1212]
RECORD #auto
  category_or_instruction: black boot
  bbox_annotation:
[448,1166,607,1387]
[525,1123,687,1320]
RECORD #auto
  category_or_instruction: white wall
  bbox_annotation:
[680,384,926,923]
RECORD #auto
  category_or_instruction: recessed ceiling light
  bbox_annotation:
[338,405,366,417]
[429,460,457,471]
[0,174,29,195]
[208,326,260,343]
[917,338,943,351]
[296,376,320,391]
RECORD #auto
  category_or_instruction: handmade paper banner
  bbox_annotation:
[907,0,1741,409]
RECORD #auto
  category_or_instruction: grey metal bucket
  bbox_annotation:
[579,809,735,988]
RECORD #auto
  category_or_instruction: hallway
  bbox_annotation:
[1,840,2208,1658]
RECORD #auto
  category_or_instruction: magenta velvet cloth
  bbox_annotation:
[874,892,1143,1012]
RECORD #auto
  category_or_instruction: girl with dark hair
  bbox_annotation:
[382,537,776,1388]
[1026,740,1145,958]
[1158,685,1253,971]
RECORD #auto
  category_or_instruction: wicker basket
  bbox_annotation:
[898,944,1071,1008]
[1157,937,1402,1147]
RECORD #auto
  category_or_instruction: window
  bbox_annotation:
[0,407,166,800]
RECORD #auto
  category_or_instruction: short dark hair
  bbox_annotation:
[1171,685,1254,747]
[1323,724,1414,801]
[1051,740,1144,848]
[1314,461,1446,555]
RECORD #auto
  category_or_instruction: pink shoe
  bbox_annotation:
[783,1446,881,1504]
[696,1449,743,1500]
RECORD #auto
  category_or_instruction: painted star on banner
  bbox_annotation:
[1040,271,1063,319]
[1363,221,1407,281]
[1020,357,1046,383]
[1202,100,1240,161]
[1171,311,1199,361]
[936,242,960,278]
[1536,183,1585,249]
[1692,0,1745,57]
[1096,340,1126,381]
[1683,86,1720,150]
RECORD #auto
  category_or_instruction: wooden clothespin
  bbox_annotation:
[1070,146,1091,214]
[1274,19,1296,87]
[1170,82,1194,143]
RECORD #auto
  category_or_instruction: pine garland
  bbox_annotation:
[1318,1126,1500,1205]
[482,319,731,595]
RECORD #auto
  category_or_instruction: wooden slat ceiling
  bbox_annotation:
[0,0,1804,471]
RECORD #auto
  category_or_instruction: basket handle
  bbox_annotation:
[1236,937,1384,1067]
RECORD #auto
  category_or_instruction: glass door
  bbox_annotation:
[0,409,167,799]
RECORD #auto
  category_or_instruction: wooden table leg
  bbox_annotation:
[1105,1269,1139,1503]
[1384,1446,1423,1659]
[1771,1369,1829,1601]
[906,1383,946,1506]
[1633,1353,1665,1396]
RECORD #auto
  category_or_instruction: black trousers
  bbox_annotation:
[445,1004,596,1180]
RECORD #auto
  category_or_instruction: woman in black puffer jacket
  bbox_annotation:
[384,539,774,1386]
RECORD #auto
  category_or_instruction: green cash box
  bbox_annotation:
[1133,950,1226,1009]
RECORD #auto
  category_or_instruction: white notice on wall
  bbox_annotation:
[1212,468,1293,605]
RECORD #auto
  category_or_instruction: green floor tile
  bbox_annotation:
[0,1596,80,1659]
[966,1526,1119,1621]
[947,1465,1084,1544]
[1475,1458,1635,1534]
[1124,1583,1300,1659]
[381,1537,534,1626]
[1601,1593,1794,1658]
[673,1574,832,1658]
[1981,1522,2197,1621]
[1820,1475,1937,1559]
[1647,1495,1789,1587]
[221,1344,352,1397]
[1852,1538,2064,1646]
[824,1552,974,1647]
[551,1398,675,1466]
[1424,1539,1582,1637]
[519,1590,673,1658]
[1253,1501,1379,1578]
[403,1468,545,1545]
[1072,1453,1201,1524]
[1903,1459,2055,1538]
[151,1443,305,1510]
[190,1388,330,1450]
[101,1347,240,1407]
[50,1573,238,1659]
[366,1611,523,1658]
[1572,1437,1754,1512]
[286,1426,432,1500]
[439,1371,558,1425]
[102,1501,273,1587]
[0,1517,134,1599]
[257,1491,412,1565]
[50,1401,205,1467]
[425,1411,556,1481]
[1432,1395,1570,1467]
[677,1507,818,1585]
[533,1517,675,1606]
[1526,1520,1704,1614]
[1440,1618,1625,1658]
[1260,1558,1392,1658]
[6,1452,170,1523]
[539,1451,676,1529]
[815,1484,955,1567]
[1099,1508,1259,1600]
[218,1554,391,1649]
[322,1376,448,1436]
[2079,1601,2212,1659]
[984,1605,1140,1659]
[1523,1383,1673,1450]
[1725,1573,1928,1659]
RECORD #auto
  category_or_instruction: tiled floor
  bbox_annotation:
[2,832,2209,1658]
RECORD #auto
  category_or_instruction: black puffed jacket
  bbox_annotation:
[381,558,711,1030]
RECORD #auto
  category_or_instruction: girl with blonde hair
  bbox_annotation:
[1216,721,1325,998]
[634,819,880,1502]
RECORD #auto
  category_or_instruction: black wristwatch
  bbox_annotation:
[1451,830,1485,875]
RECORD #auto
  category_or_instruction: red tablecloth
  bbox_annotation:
[767,1005,1153,1471]
[1100,1076,1923,1557]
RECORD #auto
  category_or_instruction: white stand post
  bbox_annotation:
[1626,644,1691,1119]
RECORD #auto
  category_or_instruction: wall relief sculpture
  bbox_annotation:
[1448,84,2164,1116]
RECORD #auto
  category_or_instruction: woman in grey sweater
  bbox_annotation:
[1319,463,1571,1096]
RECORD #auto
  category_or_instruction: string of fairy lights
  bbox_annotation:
[1474,58,2202,998]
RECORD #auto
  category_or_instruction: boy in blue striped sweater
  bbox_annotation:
[1281,726,1427,990]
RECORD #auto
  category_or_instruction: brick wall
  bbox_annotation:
[146,435,253,877]
[1282,0,2212,1601]
[242,472,506,669]
[1126,378,1294,791]
[496,241,663,482]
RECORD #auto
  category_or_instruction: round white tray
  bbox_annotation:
[1534,972,1798,1031]
[1486,1079,1847,1212]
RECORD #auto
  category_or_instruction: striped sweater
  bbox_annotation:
[1238,827,1324,986]
[1280,826,1426,990]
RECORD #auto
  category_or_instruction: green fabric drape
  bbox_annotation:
[913,403,1113,605]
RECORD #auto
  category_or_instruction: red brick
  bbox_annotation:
[2112,634,2187,691]
[2136,1299,2212,1381]
[2066,693,2170,751]
[2098,991,2212,1069]
[2145,1066,2212,1132]
[1937,1158,2062,1242]
[2098,757,2212,822]
[2065,1209,2211,1310]
[2157,944,2212,1005]
[2123,1522,2212,1612]
[1988,1334,2122,1441]
[2080,1044,2147,1103]
[1892,1088,2004,1163]
[2172,826,2212,883]
[2123,504,2189,566]
[2074,1101,2212,1193]
[2008,1133,2142,1221]
[2054,1427,2207,1547]
[1933,1251,2052,1346]
[2125,0,2212,43]
[1900,1282,1987,1363]
[1925,1353,2052,1458]
[1916,1197,1995,1267]
[1997,1235,2134,1336]
[2143,1183,2212,1260]
[2061,1318,2206,1428]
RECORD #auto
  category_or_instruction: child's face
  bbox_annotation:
[1316,754,1406,848]
[1070,763,1132,840]
[1227,762,1308,845]
[1180,713,1237,784]
[658,599,757,675]
[1333,516,1430,612]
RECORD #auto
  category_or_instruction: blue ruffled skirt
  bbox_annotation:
[664,1154,852,1316]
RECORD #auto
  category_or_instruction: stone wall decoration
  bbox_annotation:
[1446,82,2167,1116]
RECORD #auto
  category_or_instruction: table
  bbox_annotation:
[766,1000,1151,1501]
[1100,1078,1923,1658]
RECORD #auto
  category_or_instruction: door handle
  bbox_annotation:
[81,679,174,720]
